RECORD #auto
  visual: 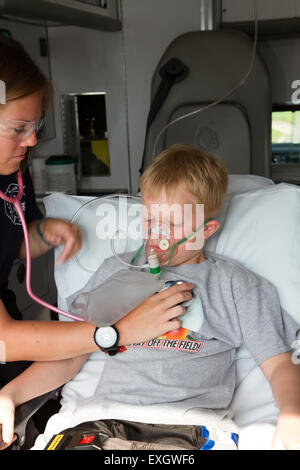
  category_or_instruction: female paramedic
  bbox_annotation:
[0,36,193,386]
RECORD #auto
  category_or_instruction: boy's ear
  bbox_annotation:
[204,219,220,240]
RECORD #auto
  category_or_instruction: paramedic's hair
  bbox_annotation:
[139,144,229,217]
[0,35,53,171]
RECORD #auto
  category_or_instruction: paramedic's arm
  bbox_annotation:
[0,355,88,448]
[260,352,300,450]
[17,218,82,265]
[0,300,97,360]
[0,283,192,361]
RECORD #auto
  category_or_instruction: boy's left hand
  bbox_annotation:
[273,412,300,450]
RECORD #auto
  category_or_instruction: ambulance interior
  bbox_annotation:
[1,0,300,450]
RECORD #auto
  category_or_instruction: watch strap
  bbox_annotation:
[36,218,54,247]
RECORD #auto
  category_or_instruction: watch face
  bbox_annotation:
[95,327,118,349]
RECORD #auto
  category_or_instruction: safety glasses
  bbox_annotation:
[0,115,45,141]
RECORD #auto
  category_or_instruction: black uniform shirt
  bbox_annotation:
[0,169,43,298]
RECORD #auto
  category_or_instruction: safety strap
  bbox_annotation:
[139,58,189,175]
[101,437,188,451]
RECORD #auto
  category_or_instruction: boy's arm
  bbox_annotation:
[260,352,300,450]
[0,355,88,447]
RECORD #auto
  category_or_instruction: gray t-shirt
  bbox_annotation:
[68,251,299,428]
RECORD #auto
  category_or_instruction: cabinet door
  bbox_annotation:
[0,0,121,31]
[61,94,81,178]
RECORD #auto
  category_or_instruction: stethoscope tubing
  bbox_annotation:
[0,171,84,322]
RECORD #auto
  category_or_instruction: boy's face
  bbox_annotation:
[142,185,220,266]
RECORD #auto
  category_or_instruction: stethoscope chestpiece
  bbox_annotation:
[162,279,194,308]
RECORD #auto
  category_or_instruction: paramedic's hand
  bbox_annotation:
[37,218,82,264]
[115,282,194,345]
[272,412,300,450]
[0,393,17,450]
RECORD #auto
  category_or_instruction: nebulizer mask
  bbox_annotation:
[130,214,213,277]
[131,220,174,275]
[110,204,212,271]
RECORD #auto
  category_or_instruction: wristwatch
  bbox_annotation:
[93,325,119,356]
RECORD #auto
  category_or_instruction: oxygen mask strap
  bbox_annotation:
[157,218,214,279]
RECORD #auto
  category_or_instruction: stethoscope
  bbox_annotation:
[0,171,84,322]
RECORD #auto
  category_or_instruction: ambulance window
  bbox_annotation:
[271,105,300,184]
[272,107,300,164]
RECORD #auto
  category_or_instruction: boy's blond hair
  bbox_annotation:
[139,144,228,217]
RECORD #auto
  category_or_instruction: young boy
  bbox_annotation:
[1,144,300,450]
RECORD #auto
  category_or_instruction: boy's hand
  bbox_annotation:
[273,412,300,450]
[0,393,16,450]
[115,282,194,346]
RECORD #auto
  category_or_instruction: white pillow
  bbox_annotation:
[227,174,274,194]
[205,175,274,252]
[214,183,300,325]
